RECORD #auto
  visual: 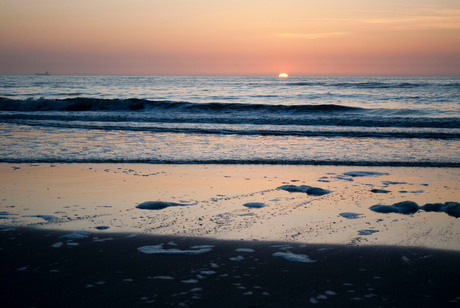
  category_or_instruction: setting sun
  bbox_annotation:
[278,73,288,78]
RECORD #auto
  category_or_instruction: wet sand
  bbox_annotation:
[0,163,459,306]
[0,163,459,249]
[1,228,459,307]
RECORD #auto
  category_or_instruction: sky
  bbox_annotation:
[1,0,460,76]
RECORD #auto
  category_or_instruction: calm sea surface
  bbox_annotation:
[0,75,459,166]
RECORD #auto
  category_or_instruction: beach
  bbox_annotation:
[1,163,459,249]
[2,227,459,307]
[1,76,459,306]
[1,163,459,307]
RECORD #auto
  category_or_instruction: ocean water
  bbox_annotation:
[0,75,459,166]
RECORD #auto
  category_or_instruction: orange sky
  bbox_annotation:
[1,0,459,75]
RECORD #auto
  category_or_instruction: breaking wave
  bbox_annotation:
[0,97,362,113]
[286,81,460,89]
[1,97,459,130]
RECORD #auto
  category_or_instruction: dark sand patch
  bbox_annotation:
[1,228,459,307]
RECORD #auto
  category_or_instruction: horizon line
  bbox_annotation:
[2,73,460,78]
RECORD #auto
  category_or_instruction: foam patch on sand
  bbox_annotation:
[271,244,294,250]
[137,244,212,255]
[181,279,198,284]
[235,248,255,253]
[200,270,216,275]
[340,212,363,219]
[343,171,389,177]
[60,231,90,240]
[136,201,192,210]
[422,202,460,218]
[0,211,18,219]
[26,215,60,222]
[278,185,331,196]
[243,202,267,209]
[370,201,460,218]
[230,255,245,261]
[370,201,419,214]
[273,251,316,263]
[399,190,424,194]
[93,237,114,242]
[190,245,214,249]
[152,276,175,280]
[358,230,379,236]
[371,189,391,194]
[382,181,407,186]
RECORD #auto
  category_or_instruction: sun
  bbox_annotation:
[278,73,288,78]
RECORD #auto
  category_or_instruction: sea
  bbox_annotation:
[0,75,459,167]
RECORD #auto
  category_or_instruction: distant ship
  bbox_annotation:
[35,71,50,76]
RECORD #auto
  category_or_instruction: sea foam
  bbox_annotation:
[137,244,212,255]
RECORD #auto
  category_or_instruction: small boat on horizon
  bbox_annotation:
[35,71,50,76]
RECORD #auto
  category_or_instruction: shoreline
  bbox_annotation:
[1,227,459,307]
[2,160,459,168]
